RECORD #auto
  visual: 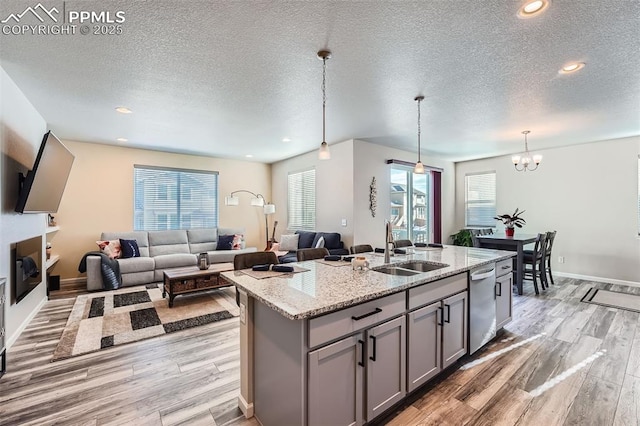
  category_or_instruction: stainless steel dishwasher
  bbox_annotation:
[469,264,496,354]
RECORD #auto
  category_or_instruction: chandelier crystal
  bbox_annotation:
[512,130,542,172]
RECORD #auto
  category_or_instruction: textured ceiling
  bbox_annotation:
[1,0,639,163]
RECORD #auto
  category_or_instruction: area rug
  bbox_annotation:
[581,287,640,313]
[52,283,239,361]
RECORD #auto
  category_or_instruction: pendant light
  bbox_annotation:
[318,50,331,160]
[511,130,542,172]
[414,95,425,174]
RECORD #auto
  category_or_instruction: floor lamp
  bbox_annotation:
[224,190,276,249]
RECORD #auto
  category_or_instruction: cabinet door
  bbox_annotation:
[407,301,442,392]
[366,316,406,422]
[442,291,468,369]
[308,334,364,426]
[496,274,513,329]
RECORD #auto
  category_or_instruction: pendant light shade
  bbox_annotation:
[318,50,331,160]
[413,95,425,174]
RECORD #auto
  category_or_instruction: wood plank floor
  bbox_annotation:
[2,278,638,425]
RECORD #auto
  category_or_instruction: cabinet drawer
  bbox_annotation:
[309,291,405,349]
[496,258,513,277]
[408,273,467,311]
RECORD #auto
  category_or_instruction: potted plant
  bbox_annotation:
[494,208,526,237]
[450,229,473,247]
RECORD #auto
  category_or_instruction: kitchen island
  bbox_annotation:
[221,245,515,426]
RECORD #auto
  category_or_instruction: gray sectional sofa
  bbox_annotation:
[86,227,257,291]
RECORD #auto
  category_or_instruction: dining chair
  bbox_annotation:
[469,229,481,247]
[232,251,279,305]
[544,231,557,285]
[393,239,413,248]
[297,247,330,261]
[350,244,373,254]
[523,233,547,295]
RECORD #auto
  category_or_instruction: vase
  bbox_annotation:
[505,228,515,237]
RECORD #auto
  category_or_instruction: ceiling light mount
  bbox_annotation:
[115,106,132,114]
[559,62,586,74]
[414,95,425,174]
[318,49,332,160]
[511,130,542,172]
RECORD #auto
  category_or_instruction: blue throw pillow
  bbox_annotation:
[119,239,140,258]
[217,234,234,251]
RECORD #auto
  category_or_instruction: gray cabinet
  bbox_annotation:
[495,274,513,329]
[308,334,363,426]
[442,291,468,368]
[308,316,405,426]
[495,258,513,330]
[407,301,441,392]
[366,315,406,421]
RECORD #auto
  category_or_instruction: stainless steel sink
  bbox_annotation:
[394,261,448,273]
[372,266,420,276]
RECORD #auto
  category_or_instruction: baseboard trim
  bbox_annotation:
[238,395,254,418]
[6,295,47,349]
[61,277,87,285]
[555,271,640,288]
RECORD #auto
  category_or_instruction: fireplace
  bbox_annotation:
[11,234,42,304]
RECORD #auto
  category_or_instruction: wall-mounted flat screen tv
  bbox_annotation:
[15,131,75,214]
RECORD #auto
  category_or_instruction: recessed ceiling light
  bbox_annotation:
[559,62,585,74]
[282,138,291,143]
[245,154,253,158]
[116,137,128,142]
[517,0,549,18]
[115,106,133,114]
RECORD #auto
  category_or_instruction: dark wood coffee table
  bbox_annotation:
[163,263,234,307]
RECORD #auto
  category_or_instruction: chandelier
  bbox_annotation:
[512,130,542,172]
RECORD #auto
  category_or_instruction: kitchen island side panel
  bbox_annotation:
[254,299,307,426]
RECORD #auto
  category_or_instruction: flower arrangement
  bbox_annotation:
[494,208,526,236]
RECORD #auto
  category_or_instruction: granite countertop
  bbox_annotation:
[221,245,515,320]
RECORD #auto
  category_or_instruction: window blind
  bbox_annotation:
[465,172,496,228]
[288,168,316,231]
[134,165,218,231]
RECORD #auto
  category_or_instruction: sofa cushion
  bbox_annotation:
[314,232,343,250]
[218,227,245,237]
[117,256,155,274]
[208,247,257,263]
[296,231,317,249]
[148,230,190,257]
[96,240,121,259]
[278,252,298,263]
[120,239,141,258]
[187,228,218,253]
[217,235,235,250]
[280,234,299,251]
[102,231,150,257]
[153,253,197,270]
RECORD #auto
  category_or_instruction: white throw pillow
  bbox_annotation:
[280,234,299,251]
[315,236,325,248]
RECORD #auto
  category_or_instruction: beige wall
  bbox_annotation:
[54,141,271,279]
[455,136,640,284]
[1,67,48,345]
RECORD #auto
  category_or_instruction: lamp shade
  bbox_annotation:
[250,197,264,207]
[413,161,425,174]
[225,195,239,206]
[264,204,276,215]
[319,142,331,160]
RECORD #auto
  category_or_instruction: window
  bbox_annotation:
[134,165,218,231]
[288,168,316,231]
[465,172,496,228]
[390,166,432,243]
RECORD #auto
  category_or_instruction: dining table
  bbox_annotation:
[475,233,538,295]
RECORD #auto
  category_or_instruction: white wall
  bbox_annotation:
[271,139,455,250]
[271,140,355,247]
[455,136,640,284]
[353,140,456,248]
[0,67,48,346]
